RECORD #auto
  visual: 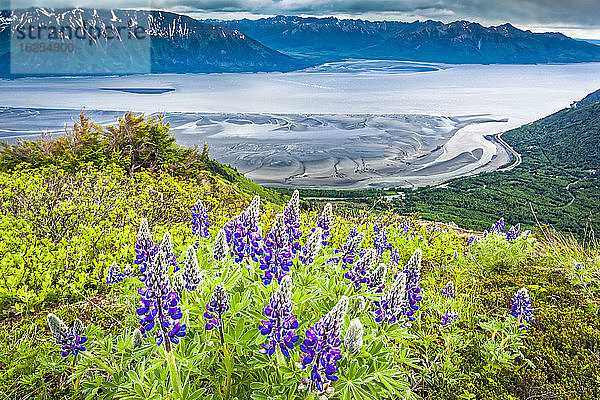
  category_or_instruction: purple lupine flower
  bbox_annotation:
[284,190,302,254]
[440,311,459,326]
[300,296,349,392]
[441,281,456,299]
[260,215,293,285]
[366,263,386,293]
[191,199,210,243]
[373,224,390,258]
[160,231,179,272]
[136,252,186,350]
[315,203,333,247]
[466,236,477,247]
[106,261,124,284]
[230,196,263,263]
[344,248,377,289]
[259,275,300,357]
[204,283,230,345]
[134,218,158,281]
[334,228,365,268]
[489,218,505,235]
[182,245,204,291]
[299,227,322,265]
[506,224,521,241]
[374,273,407,324]
[402,248,423,321]
[510,287,534,329]
[389,248,400,269]
[47,313,88,357]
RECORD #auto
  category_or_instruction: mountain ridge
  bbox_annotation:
[0,8,302,77]
[214,15,600,64]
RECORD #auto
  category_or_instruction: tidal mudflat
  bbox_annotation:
[1,60,600,188]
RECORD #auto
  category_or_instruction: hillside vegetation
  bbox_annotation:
[0,114,599,400]
[395,99,600,238]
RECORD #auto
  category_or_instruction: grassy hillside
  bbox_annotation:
[0,113,599,399]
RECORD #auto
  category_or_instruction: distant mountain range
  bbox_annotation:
[216,16,600,64]
[0,8,300,77]
[1,9,600,77]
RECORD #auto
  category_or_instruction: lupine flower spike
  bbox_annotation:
[344,248,377,288]
[204,283,230,345]
[374,273,407,324]
[284,190,303,254]
[191,199,211,244]
[489,218,505,235]
[506,223,521,241]
[441,281,456,299]
[344,319,364,354]
[212,229,229,262]
[367,263,386,293]
[132,329,144,349]
[106,261,124,284]
[300,296,349,392]
[260,214,293,285]
[134,218,158,281]
[340,228,365,268]
[440,311,459,326]
[299,227,323,265]
[316,203,333,246]
[389,248,400,269]
[47,313,88,357]
[227,196,263,263]
[402,248,423,321]
[73,318,85,336]
[160,231,179,272]
[171,270,186,298]
[182,245,204,291]
[350,296,366,317]
[373,225,390,259]
[510,287,534,329]
[136,252,186,351]
[259,275,300,357]
[123,264,134,278]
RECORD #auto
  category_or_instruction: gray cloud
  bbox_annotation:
[7,0,600,27]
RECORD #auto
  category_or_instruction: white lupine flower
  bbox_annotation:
[213,229,229,261]
[351,296,366,317]
[73,318,85,336]
[137,218,152,241]
[132,329,143,349]
[344,318,364,354]
[47,313,69,341]
[368,263,387,290]
[299,227,322,265]
[405,248,422,280]
[171,270,186,298]
[160,231,174,256]
[182,245,203,291]
[287,190,300,222]
[269,214,289,244]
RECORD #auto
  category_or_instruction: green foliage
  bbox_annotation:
[0,112,285,205]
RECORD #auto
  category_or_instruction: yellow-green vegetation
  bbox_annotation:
[0,114,599,400]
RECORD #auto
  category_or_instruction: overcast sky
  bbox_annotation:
[8,0,600,39]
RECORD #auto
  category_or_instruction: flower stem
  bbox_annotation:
[166,350,183,398]
[81,351,116,375]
